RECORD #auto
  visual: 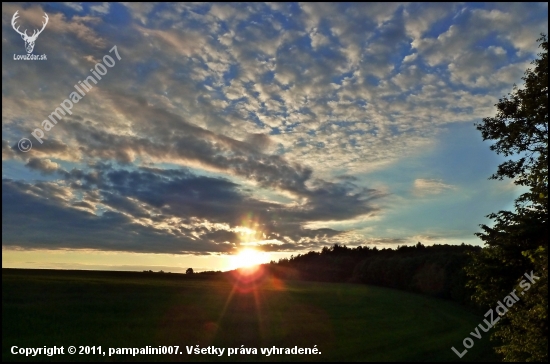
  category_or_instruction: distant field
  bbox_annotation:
[2,268,497,362]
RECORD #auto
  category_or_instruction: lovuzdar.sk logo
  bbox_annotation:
[12,10,48,60]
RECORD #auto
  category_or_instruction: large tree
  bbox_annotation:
[466,35,548,362]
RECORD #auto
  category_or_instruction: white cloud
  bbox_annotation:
[90,2,110,15]
[2,3,546,254]
[413,179,456,196]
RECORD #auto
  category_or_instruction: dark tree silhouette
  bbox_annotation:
[466,34,548,362]
[267,243,479,303]
[186,268,194,274]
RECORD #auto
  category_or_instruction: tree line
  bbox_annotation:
[267,242,479,305]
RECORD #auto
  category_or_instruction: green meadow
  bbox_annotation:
[2,268,497,362]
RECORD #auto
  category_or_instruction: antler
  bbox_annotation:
[11,10,29,38]
[11,11,48,40]
[28,13,49,40]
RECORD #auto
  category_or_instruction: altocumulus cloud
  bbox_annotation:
[1,2,547,255]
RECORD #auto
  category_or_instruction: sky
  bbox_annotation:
[2,2,548,273]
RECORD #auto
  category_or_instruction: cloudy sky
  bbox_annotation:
[2,2,548,272]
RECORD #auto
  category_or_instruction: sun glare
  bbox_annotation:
[230,248,269,270]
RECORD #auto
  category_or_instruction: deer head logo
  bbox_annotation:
[11,11,49,54]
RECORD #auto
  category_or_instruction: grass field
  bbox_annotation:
[2,268,498,362]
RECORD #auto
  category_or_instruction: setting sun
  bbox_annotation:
[229,248,270,270]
